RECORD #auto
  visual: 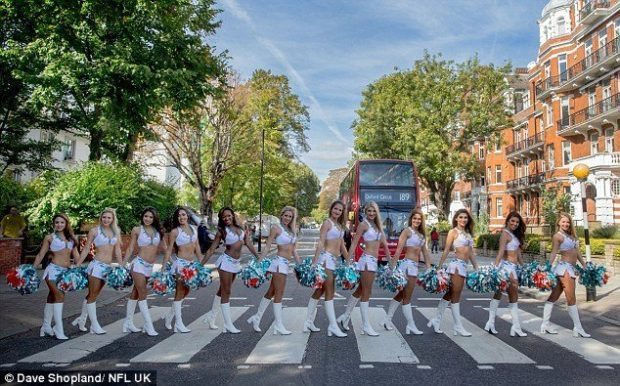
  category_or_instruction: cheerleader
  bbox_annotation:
[122,207,164,336]
[484,211,527,337]
[305,200,348,337]
[386,208,431,335]
[161,207,203,333]
[202,207,259,333]
[541,212,590,338]
[337,201,391,337]
[72,208,123,334]
[247,206,301,335]
[33,214,79,340]
[428,209,479,336]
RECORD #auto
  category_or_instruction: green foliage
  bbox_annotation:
[475,233,547,254]
[474,212,489,235]
[541,186,571,232]
[310,207,328,224]
[435,221,452,233]
[591,225,618,239]
[178,182,201,209]
[0,176,34,212]
[580,238,606,256]
[352,52,511,217]
[26,162,176,238]
[475,233,501,250]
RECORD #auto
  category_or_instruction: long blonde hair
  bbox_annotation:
[557,212,576,239]
[364,201,384,233]
[280,206,297,235]
[100,208,121,236]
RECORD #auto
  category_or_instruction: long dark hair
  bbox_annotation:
[51,213,78,246]
[407,208,426,238]
[141,207,163,238]
[505,211,525,247]
[171,206,190,229]
[328,200,346,228]
[452,209,474,236]
[217,207,241,239]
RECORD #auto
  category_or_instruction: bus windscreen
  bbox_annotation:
[380,207,410,240]
[359,163,414,187]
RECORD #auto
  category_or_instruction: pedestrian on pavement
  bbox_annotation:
[247,206,301,335]
[122,207,165,337]
[32,214,79,340]
[162,206,203,333]
[484,211,528,337]
[202,207,259,333]
[0,206,27,238]
[306,200,349,337]
[73,208,123,335]
[430,227,440,253]
[541,212,591,338]
[428,209,479,337]
[338,201,391,337]
[385,208,432,335]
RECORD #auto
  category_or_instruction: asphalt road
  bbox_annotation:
[1,230,618,386]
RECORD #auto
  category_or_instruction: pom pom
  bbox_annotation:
[576,262,609,288]
[532,262,558,291]
[56,267,88,292]
[6,264,40,295]
[466,265,509,293]
[240,259,268,288]
[517,261,537,288]
[416,267,450,294]
[376,266,407,293]
[256,258,273,281]
[294,258,326,289]
[179,261,212,290]
[148,270,175,295]
[105,266,133,291]
[335,263,360,290]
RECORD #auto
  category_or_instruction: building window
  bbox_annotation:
[561,97,570,126]
[562,141,572,165]
[557,17,566,35]
[590,132,599,155]
[496,198,503,218]
[605,128,614,153]
[599,29,607,49]
[495,140,501,152]
[523,91,530,109]
[516,161,522,178]
[61,140,76,161]
[524,158,529,177]
[616,19,620,39]
[585,39,593,66]
[479,145,485,159]
[548,145,555,169]
[546,104,553,127]
[481,176,486,187]
[558,54,567,82]
[495,165,502,183]
[40,131,53,142]
[612,179,620,196]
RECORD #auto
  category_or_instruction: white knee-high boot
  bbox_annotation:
[123,299,141,333]
[173,300,191,333]
[450,303,472,337]
[247,297,271,333]
[359,302,379,336]
[303,298,321,332]
[324,300,346,337]
[272,303,291,335]
[52,303,68,340]
[203,295,221,330]
[86,302,106,335]
[428,298,449,334]
[138,300,158,336]
[484,299,500,334]
[164,301,175,330]
[381,299,400,330]
[337,295,359,331]
[41,303,55,337]
[71,299,88,332]
[568,305,591,338]
[540,302,558,334]
[509,303,527,337]
[221,303,240,333]
[402,304,423,335]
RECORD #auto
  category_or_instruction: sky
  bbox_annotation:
[212,0,549,182]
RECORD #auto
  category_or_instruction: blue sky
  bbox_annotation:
[213,0,549,181]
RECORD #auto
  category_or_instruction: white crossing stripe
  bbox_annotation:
[131,307,248,363]
[245,307,312,364]
[19,307,168,363]
[417,308,534,364]
[496,308,620,365]
[351,308,419,364]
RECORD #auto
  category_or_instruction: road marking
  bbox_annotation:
[496,308,620,364]
[417,308,534,364]
[351,308,419,364]
[19,307,168,364]
[131,307,248,363]
[115,363,130,367]
[237,365,250,369]
[596,365,614,370]
[369,297,396,300]
[245,308,312,364]
[0,363,15,368]
[417,298,441,301]
[536,365,554,370]
[230,297,247,300]
[466,298,495,301]
[297,365,312,369]
[417,365,432,370]
[178,364,191,369]
[478,365,494,370]
[359,364,374,369]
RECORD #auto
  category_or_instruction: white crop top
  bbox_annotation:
[275,224,296,245]
[558,232,578,252]
[224,227,244,245]
[93,226,118,247]
[50,233,74,252]
[176,225,196,246]
[137,226,161,247]
[405,228,425,248]
[325,219,344,240]
[362,219,381,241]
[452,229,474,248]
[503,229,520,251]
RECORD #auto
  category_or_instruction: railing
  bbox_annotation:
[506,172,545,190]
[558,92,620,131]
[579,0,610,21]
[505,132,545,155]
[536,75,560,96]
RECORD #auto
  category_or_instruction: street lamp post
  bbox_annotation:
[258,128,265,253]
[573,163,595,301]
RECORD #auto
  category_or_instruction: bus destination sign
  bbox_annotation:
[361,189,414,205]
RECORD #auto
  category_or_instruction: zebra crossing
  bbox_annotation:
[9,306,620,369]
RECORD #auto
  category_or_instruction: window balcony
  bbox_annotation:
[568,152,620,174]
[505,132,545,161]
[579,0,611,25]
[506,172,545,192]
[563,36,620,89]
[557,92,620,137]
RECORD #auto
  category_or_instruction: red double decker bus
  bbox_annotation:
[339,159,420,262]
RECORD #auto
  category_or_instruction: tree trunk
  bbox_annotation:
[123,131,139,162]
[89,128,103,161]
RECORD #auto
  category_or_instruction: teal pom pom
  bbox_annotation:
[148,270,175,295]
[416,267,450,294]
[335,263,360,290]
[105,266,132,290]
[56,267,88,292]
[466,266,509,293]
[377,266,407,292]
[240,259,268,288]
[295,257,326,289]
[576,262,609,288]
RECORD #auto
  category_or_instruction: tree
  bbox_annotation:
[3,0,226,161]
[542,186,571,233]
[353,53,511,218]
[290,162,320,217]
[317,167,348,212]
